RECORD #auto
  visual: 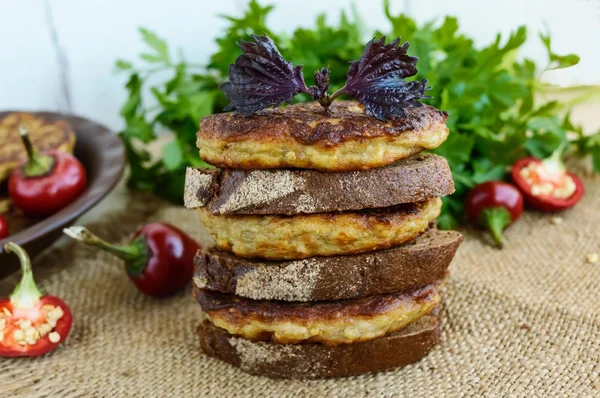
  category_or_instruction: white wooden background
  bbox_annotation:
[1,0,599,132]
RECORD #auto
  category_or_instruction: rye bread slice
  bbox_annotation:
[184,153,454,215]
[194,229,462,302]
[197,310,441,379]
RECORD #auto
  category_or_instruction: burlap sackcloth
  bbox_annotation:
[0,175,599,398]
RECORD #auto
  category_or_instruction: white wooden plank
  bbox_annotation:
[0,0,62,112]
[525,0,600,86]
[48,0,237,130]
[408,0,600,86]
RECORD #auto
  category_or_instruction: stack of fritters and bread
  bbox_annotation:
[185,101,462,378]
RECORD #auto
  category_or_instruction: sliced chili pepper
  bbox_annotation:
[0,215,8,240]
[1,242,73,357]
[465,181,523,247]
[63,223,200,297]
[511,144,584,212]
[8,126,87,216]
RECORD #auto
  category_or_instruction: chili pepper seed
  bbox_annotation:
[550,216,563,225]
[13,329,24,341]
[42,304,55,312]
[48,332,61,344]
[38,323,52,337]
[47,307,64,323]
[20,320,32,329]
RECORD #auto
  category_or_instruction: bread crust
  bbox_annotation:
[198,198,442,260]
[196,285,439,345]
[0,112,76,181]
[198,310,441,378]
[184,153,454,215]
[194,229,462,301]
[197,101,448,171]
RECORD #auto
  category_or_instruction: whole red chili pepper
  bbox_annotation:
[0,215,8,240]
[8,126,87,216]
[1,242,73,357]
[63,223,200,297]
[511,144,584,212]
[465,181,524,247]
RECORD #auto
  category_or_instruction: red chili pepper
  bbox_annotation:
[511,144,584,212]
[1,242,73,357]
[63,223,200,297]
[465,181,524,247]
[8,126,87,216]
[0,215,8,240]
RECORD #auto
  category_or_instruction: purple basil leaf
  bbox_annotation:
[220,34,310,114]
[344,37,431,120]
[309,67,330,100]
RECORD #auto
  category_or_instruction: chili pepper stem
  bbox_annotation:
[63,226,144,261]
[542,142,567,175]
[18,126,54,177]
[19,126,37,160]
[479,207,512,248]
[4,242,43,308]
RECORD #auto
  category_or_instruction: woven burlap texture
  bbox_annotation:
[0,176,599,398]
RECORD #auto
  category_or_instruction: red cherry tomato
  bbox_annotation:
[465,181,523,247]
[9,150,87,216]
[64,223,200,297]
[1,243,73,357]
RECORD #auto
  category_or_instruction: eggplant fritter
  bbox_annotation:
[196,285,440,345]
[198,198,442,260]
[198,101,449,171]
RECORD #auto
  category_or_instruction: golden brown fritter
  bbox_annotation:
[198,198,442,260]
[0,113,75,181]
[196,285,440,345]
[197,101,449,171]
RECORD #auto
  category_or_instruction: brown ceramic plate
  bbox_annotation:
[0,112,125,277]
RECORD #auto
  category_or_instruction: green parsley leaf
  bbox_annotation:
[115,59,133,70]
[539,30,580,70]
[162,140,184,171]
[139,28,170,64]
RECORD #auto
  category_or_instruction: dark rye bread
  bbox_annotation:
[198,309,441,379]
[184,153,454,215]
[194,229,462,301]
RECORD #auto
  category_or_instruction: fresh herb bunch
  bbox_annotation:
[117,0,600,226]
